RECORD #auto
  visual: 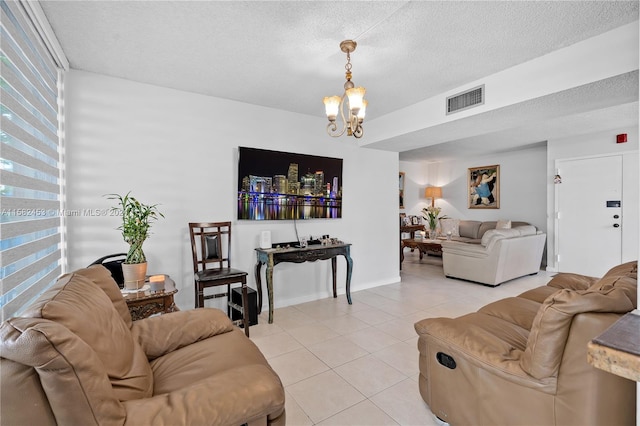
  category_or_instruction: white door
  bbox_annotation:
[556,155,622,277]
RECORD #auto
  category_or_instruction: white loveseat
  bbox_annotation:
[441,225,546,286]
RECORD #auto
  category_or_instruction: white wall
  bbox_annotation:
[399,161,428,217]
[400,144,548,232]
[64,70,400,311]
[546,127,639,271]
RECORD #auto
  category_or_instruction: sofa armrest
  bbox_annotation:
[122,364,285,426]
[415,316,557,393]
[131,308,234,360]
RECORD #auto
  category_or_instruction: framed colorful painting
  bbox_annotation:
[468,165,499,209]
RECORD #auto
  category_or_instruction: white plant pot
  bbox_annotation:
[122,262,148,290]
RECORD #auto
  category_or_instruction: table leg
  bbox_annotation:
[331,256,337,298]
[266,262,274,324]
[344,253,353,305]
[254,262,263,314]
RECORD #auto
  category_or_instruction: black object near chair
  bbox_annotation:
[88,253,127,288]
[188,222,250,336]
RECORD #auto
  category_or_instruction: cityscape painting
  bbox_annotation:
[237,147,343,220]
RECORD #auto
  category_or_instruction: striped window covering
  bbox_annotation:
[1,0,64,320]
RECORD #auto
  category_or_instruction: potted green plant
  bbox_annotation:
[107,192,164,290]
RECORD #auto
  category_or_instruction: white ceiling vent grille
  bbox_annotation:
[446,85,484,115]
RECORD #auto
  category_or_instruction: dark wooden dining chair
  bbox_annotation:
[188,222,250,336]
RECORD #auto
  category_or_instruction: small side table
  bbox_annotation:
[400,225,425,269]
[587,311,640,382]
[122,275,178,321]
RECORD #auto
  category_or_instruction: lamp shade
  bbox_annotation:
[346,86,365,113]
[323,96,341,120]
[357,99,367,120]
[424,187,442,199]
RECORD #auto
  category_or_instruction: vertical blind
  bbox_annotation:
[1,0,63,320]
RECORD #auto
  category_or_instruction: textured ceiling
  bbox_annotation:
[40,1,639,161]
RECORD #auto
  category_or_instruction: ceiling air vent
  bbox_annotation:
[446,85,484,115]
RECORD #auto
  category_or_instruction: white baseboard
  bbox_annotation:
[264,275,402,311]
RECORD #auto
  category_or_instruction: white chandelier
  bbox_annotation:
[323,40,367,138]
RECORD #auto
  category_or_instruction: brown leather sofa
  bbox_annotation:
[0,265,285,426]
[415,261,637,425]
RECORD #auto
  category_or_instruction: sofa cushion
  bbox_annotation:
[480,229,499,246]
[520,287,636,379]
[75,265,133,328]
[480,228,521,248]
[511,221,532,229]
[151,328,277,394]
[601,260,638,280]
[547,273,599,290]
[455,220,532,241]
[440,218,460,237]
[513,225,537,236]
[479,297,541,331]
[477,221,498,239]
[458,220,482,239]
[518,286,559,303]
[496,219,512,229]
[132,308,234,360]
[20,272,153,401]
[589,276,637,305]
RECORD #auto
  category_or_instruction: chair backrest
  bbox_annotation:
[189,222,234,273]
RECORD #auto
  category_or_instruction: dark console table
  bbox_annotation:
[255,243,353,324]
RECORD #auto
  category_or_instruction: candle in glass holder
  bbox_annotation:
[149,275,165,291]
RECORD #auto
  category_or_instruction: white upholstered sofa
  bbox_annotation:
[441,225,546,286]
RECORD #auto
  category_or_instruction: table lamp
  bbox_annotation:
[424,186,442,207]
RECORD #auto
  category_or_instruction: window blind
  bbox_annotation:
[1,0,64,320]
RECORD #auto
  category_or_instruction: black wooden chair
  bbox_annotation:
[188,222,250,336]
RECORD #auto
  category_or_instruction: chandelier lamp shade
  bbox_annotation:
[425,187,442,207]
[323,40,367,138]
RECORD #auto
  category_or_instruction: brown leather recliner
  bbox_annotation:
[0,265,285,426]
[415,261,637,425]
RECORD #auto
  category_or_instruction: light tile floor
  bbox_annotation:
[249,252,555,425]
